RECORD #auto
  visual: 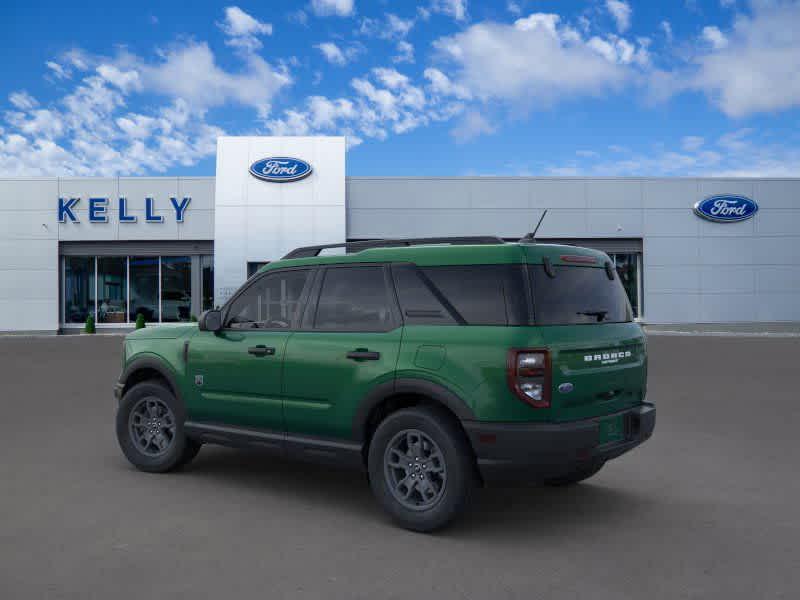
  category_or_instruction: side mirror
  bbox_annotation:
[199,309,223,333]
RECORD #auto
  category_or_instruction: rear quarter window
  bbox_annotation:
[393,264,529,326]
[530,265,632,325]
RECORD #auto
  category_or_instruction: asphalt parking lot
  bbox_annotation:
[1,334,798,599]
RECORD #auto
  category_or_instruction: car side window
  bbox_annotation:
[313,266,394,331]
[226,269,310,329]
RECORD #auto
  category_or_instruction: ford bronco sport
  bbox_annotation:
[114,237,655,532]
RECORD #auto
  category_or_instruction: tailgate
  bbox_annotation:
[541,322,647,422]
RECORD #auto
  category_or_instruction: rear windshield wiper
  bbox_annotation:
[577,310,608,322]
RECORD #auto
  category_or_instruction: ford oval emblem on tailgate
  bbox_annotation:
[558,382,574,394]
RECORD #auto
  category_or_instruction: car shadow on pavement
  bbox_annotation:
[176,446,652,538]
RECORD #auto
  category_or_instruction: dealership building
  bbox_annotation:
[0,135,798,334]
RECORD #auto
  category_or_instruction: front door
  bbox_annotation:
[283,264,402,439]
[186,268,313,431]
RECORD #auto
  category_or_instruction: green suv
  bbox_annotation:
[114,237,655,531]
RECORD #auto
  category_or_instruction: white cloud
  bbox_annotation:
[0,32,289,175]
[9,91,38,111]
[314,42,363,66]
[266,66,463,145]
[507,2,522,16]
[393,41,415,64]
[660,20,673,43]
[359,13,415,41]
[720,0,736,7]
[606,0,632,33]
[218,6,272,51]
[96,64,142,93]
[451,110,496,142]
[432,13,640,107]
[423,67,472,100]
[310,0,354,17]
[139,42,290,116]
[691,1,800,116]
[681,135,705,152]
[45,61,71,80]
[546,128,800,177]
[701,25,728,49]
[430,0,468,21]
[386,14,414,38]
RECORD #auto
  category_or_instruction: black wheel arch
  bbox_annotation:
[353,378,476,444]
[119,356,184,407]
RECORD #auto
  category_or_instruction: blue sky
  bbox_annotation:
[1,0,798,177]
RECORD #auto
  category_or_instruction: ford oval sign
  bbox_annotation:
[693,195,758,223]
[249,157,312,183]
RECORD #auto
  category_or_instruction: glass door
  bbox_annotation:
[608,253,641,318]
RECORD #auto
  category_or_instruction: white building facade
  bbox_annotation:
[0,136,798,333]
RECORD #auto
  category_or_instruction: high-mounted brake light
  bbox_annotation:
[507,349,551,408]
[560,254,597,264]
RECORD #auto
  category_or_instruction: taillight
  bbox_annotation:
[507,349,551,408]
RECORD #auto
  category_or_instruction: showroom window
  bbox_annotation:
[64,256,96,324]
[161,256,192,322]
[61,254,213,327]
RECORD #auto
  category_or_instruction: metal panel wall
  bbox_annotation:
[0,178,59,332]
[347,177,800,324]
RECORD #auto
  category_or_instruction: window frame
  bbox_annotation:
[300,263,401,333]
[220,266,316,332]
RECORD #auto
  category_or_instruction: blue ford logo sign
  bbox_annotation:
[693,195,758,223]
[249,157,312,183]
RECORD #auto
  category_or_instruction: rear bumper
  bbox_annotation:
[463,403,655,483]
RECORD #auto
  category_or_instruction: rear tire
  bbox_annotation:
[543,461,605,486]
[116,381,201,473]
[368,406,475,532]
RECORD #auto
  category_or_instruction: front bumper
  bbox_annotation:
[463,403,655,483]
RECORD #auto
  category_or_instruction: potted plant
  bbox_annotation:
[135,313,146,330]
[84,315,95,334]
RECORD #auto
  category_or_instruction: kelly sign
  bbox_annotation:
[58,197,191,224]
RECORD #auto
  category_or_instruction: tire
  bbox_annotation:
[116,380,201,473]
[543,461,605,486]
[368,406,476,532]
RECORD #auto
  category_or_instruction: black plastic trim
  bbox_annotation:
[117,356,183,406]
[464,403,655,483]
[184,422,364,470]
[351,378,476,441]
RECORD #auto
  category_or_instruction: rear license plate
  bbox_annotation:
[598,415,625,444]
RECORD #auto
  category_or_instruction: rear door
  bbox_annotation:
[186,267,313,430]
[282,264,402,439]
[529,263,647,422]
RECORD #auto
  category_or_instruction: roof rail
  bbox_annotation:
[282,236,505,259]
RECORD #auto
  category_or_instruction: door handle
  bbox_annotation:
[346,350,381,361]
[248,345,275,357]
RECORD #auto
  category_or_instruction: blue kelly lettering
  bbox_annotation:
[88,198,108,223]
[58,198,80,223]
[170,197,191,222]
[145,197,163,223]
[119,197,136,223]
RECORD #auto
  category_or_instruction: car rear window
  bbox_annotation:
[529,265,632,325]
[393,264,529,326]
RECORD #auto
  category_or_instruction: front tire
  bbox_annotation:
[116,381,201,473]
[368,406,475,532]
